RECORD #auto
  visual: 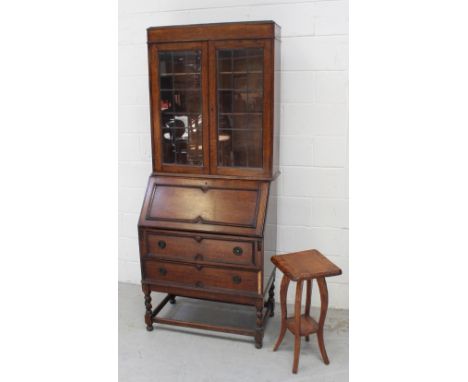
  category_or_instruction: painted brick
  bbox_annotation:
[119,13,161,45]
[281,71,315,103]
[153,2,315,37]
[313,0,349,36]
[119,134,142,161]
[118,162,151,188]
[265,196,277,224]
[158,0,316,13]
[280,136,313,166]
[119,260,141,284]
[282,103,348,136]
[263,224,277,252]
[119,76,149,106]
[139,133,152,161]
[313,136,347,167]
[153,2,346,39]
[119,105,151,133]
[326,254,349,284]
[314,71,348,103]
[119,187,146,213]
[282,36,348,71]
[281,166,348,198]
[327,282,348,309]
[173,8,251,27]
[120,213,139,239]
[277,197,311,226]
[119,237,140,262]
[118,2,348,42]
[119,0,159,15]
[309,198,349,228]
[119,44,148,77]
[120,8,250,43]
[277,225,348,256]
[247,3,315,37]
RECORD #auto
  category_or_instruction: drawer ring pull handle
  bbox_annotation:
[195,281,204,288]
[194,253,204,261]
[233,246,243,256]
[158,240,166,249]
[159,268,167,276]
[232,275,242,284]
[195,264,203,271]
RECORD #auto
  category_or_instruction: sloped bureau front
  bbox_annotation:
[139,176,269,237]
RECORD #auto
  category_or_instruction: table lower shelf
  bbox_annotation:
[286,315,319,336]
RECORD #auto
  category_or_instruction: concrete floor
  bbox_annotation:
[119,282,348,382]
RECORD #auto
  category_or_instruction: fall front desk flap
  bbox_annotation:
[139,176,269,237]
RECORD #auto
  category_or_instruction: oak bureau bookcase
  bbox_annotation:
[138,21,281,348]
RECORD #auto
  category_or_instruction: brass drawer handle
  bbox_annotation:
[232,275,241,284]
[194,253,204,261]
[195,281,204,288]
[233,246,243,256]
[159,267,167,276]
[195,264,203,271]
[158,240,166,249]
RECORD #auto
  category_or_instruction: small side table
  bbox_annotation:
[271,250,342,374]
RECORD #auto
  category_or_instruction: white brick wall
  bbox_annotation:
[119,0,349,309]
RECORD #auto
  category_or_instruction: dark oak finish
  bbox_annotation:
[149,42,210,174]
[146,231,256,267]
[147,21,279,179]
[139,21,280,348]
[148,21,280,43]
[143,259,259,293]
[139,176,269,237]
[208,39,273,178]
[272,250,342,374]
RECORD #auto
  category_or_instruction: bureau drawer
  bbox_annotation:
[144,260,258,293]
[146,232,255,267]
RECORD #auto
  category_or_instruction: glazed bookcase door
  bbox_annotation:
[149,42,210,174]
[209,40,273,177]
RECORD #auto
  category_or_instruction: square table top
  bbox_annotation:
[271,249,342,281]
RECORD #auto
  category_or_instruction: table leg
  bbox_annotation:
[255,301,264,349]
[304,279,312,341]
[273,274,290,351]
[292,280,303,374]
[268,281,275,317]
[142,284,153,332]
[317,277,330,364]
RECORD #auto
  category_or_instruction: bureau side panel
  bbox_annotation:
[263,178,278,295]
[272,33,281,175]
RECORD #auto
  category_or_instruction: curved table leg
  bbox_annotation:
[317,277,330,364]
[273,274,290,351]
[305,279,312,342]
[292,280,303,374]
